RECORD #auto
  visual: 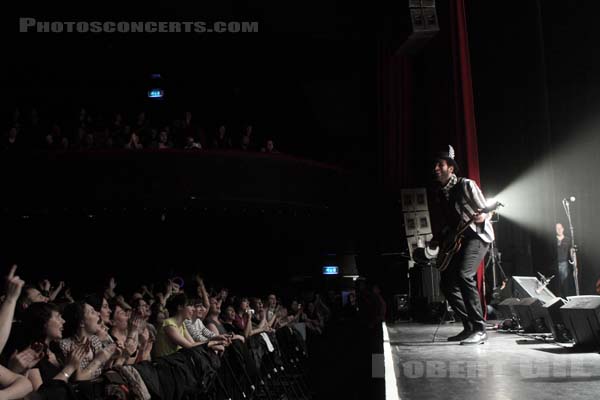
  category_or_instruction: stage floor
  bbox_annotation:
[383,321,600,400]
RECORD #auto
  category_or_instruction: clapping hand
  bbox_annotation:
[128,316,144,333]
[67,340,88,369]
[8,345,44,374]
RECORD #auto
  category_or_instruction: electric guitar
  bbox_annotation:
[436,204,501,272]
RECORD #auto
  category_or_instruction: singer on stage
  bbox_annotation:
[555,222,575,297]
[428,146,495,345]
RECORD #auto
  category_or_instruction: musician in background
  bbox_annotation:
[555,222,575,297]
[428,146,494,345]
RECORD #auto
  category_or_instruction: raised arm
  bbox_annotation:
[195,276,210,309]
[0,265,24,354]
[48,281,65,302]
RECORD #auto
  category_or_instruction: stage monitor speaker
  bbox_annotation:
[505,276,557,305]
[497,297,520,320]
[513,297,548,333]
[559,296,600,348]
[542,297,571,342]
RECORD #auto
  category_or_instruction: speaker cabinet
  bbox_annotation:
[503,276,557,304]
[560,296,600,348]
[513,297,548,333]
[542,297,571,342]
[497,297,520,320]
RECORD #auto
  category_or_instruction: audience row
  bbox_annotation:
[3,108,281,154]
[0,265,353,399]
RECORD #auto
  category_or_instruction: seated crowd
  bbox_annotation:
[0,265,336,399]
[2,108,281,154]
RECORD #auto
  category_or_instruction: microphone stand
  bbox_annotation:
[485,238,508,299]
[562,199,580,296]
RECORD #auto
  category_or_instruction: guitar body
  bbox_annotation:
[437,235,464,271]
[433,199,500,272]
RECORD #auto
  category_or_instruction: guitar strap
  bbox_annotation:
[452,178,482,236]
[449,178,469,220]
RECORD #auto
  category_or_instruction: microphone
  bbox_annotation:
[537,272,547,283]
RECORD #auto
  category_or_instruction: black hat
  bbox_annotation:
[435,144,459,172]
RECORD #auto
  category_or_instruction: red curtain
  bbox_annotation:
[449,0,487,318]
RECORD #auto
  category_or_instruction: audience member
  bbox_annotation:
[261,138,280,154]
[212,125,232,149]
[153,293,201,358]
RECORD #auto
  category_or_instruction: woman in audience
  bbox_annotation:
[232,297,251,334]
[108,302,141,365]
[20,303,87,389]
[219,305,244,336]
[83,294,113,347]
[130,298,154,361]
[223,297,268,338]
[186,298,239,345]
[59,301,116,380]
[249,298,270,331]
[205,297,229,336]
[185,298,214,342]
[265,294,278,323]
[152,293,201,358]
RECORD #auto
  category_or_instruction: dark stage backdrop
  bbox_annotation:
[467,0,557,290]
[540,1,600,295]
[467,0,600,295]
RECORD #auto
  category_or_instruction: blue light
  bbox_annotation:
[322,266,339,275]
[148,89,164,99]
